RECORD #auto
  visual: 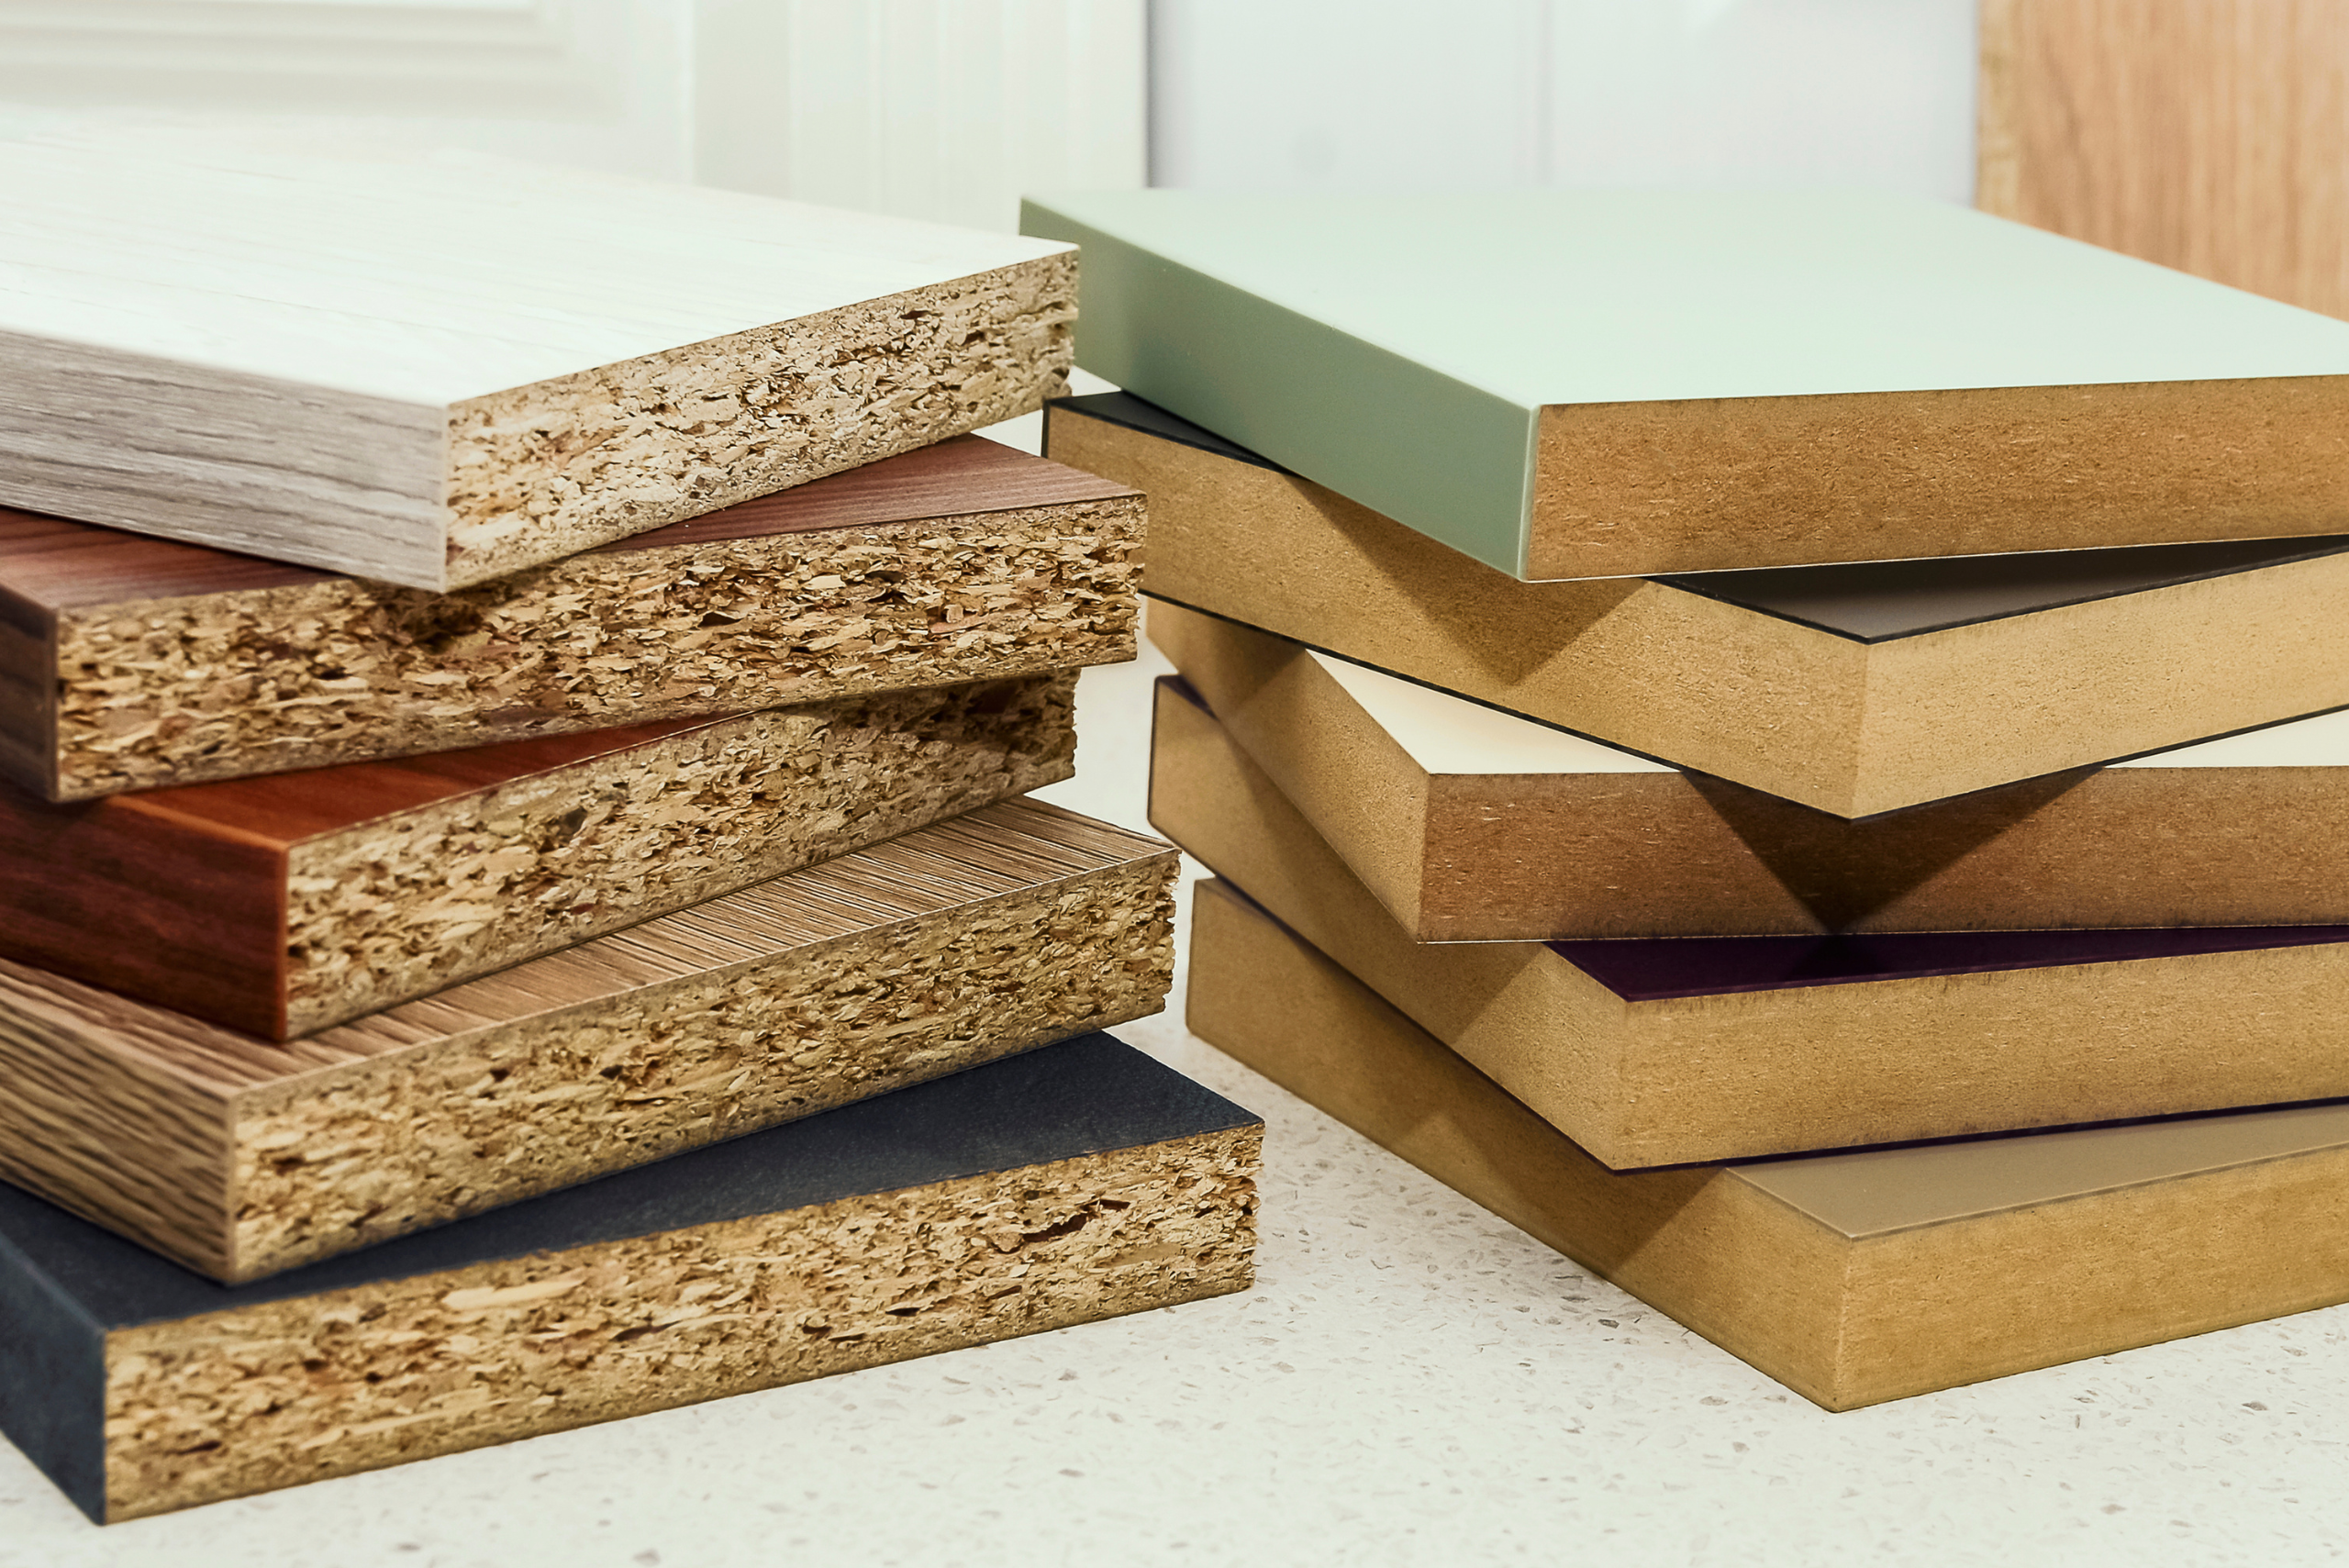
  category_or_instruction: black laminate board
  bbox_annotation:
[1552,925,2349,1002]
[1052,391,2349,639]
[0,1031,1253,1329]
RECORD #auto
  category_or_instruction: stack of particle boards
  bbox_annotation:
[1021,187,2349,1412]
[0,133,1261,1525]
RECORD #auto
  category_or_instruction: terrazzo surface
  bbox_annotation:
[10,431,2349,1565]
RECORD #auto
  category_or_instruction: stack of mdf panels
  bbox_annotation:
[0,132,1262,1525]
[1020,187,2349,1413]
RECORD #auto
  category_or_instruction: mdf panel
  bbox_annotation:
[1980,0,2349,318]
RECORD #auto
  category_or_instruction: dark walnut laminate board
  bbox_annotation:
[0,434,1140,801]
[1191,885,2349,1412]
[1052,395,2349,817]
[1154,600,2349,940]
[1023,188,2349,580]
[0,798,1175,1283]
[0,128,1076,591]
[1153,678,2349,1167]
[0,675,1074,1040]
[0,1030,1263,1523]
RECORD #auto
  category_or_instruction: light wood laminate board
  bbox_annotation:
[0,676,1074,1040]
[1190,882,2349,1412]
[1153,599,2349,939]
[1051,394,2349,816]
[1153,677,2349,1168]
[0,1030,1261,1524]
[1979,0,2349,319]
[1022,189,2349,579]
[0,434,1140,801]
[0,798,1176,1284]
[0,129,1076,589]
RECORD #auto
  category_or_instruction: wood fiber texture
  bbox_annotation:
[1052,395,2349,815]
[1980,0,2349,319]
[1152,678,2349,1166]
[0,799,1176,1281]
[0,1033,1262,1522]
[1152,600,2349,939]
[0,132,1079,589]
[1188,883,2349,1412]
[0,676,1075,1038]
[0,435,1140,801]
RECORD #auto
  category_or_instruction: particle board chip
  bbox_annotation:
[0,434,1141,801]
[1025,187,2349,578]
[0,675,1076,1040]
[1154,679,2349,1167]
[1052,394,2349,816]
[0,1031,1262,1523]
[0,798,1176,1283]
[1153,598,2349,939]
[1190,884,2349,1411]
[0,129,1077,589]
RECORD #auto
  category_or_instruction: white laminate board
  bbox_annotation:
[1315,640,2349,778]
[1308,650,1668,775]
[0,129,1071,402]
[2114,707,2349,769]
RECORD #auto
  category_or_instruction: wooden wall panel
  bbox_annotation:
[1980,0,2349,318]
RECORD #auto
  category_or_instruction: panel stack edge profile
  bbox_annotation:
[1024,189,2349,1411]
[0,134,1261,1525]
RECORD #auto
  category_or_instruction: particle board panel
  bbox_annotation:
[0,675,1075,1040]
[1051,395,2349,816]
[0,799,1176,1284]
[1978,0,2349,320]
[1021,189,2349,580]
[1153,600,2349,939]
[0,434,1141,801]
[0,1031,1263,1523]
[1188,884,2349,1412]
[1153,679,2349,1167]
[0,128,1077,589]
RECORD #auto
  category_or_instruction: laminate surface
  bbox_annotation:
[0,1030,1263,1522]
[1152,677,2349,1167]
[0,128,1076,588]
[1052,396,2349,815]
[1152,600,2349,938]
[0,798,1176,1281]
[0,676,1075,1037]
[1191,883,2349,1411]
[1023,190,2349,578]
[0,433,1140,801]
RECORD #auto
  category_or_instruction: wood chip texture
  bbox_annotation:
[37,443,1136,800]
[101,1127,1261,1519]
[0,800,1175,1281]
[282,674,1078,1033]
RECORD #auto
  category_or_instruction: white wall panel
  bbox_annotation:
[694,0,1146,230]
[1150,0,1978,204]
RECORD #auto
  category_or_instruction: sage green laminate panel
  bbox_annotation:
[1022,189,2349,580]
[1020,196,1535,576]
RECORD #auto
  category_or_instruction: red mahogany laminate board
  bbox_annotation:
[0,434,1140,801]
[0,675,1074,1039]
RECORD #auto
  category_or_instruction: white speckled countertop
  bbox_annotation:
[8,426,2349,1568]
